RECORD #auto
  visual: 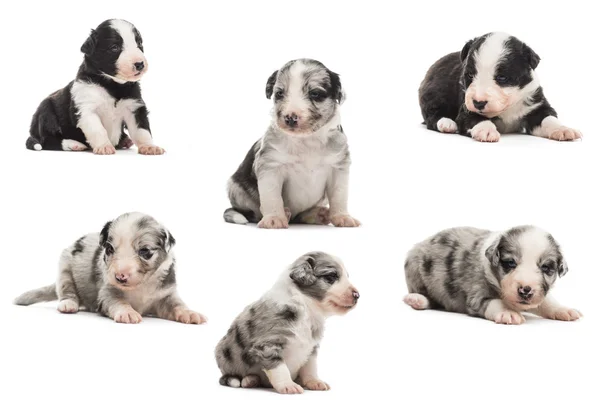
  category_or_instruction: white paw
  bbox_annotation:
[175,309,207,324]
[138,144,165,155]
[113,307,143,324]
[470,121,500,142]
[330,214,361,227]
[303,379,330,391]
[62,139,88,151]
[494,310,525,325]
[93,143,116,155]
[274,381,304,394]
[437,118,458,133]
[549,127,582,141]
[403,293,429,310]
[57,299,79,313]
[544,307,582,321]
[258,214,289,229]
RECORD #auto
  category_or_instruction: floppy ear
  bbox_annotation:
[99,220,112,247]
[328,70,345,104]
[162,229,176,252]
[485,237,501,267]
[557,256,568,277]
[521,42,541,70]
[460,39,475,62]
[290,255,317,286]
[81,29,98,56]
[265,70,278,99]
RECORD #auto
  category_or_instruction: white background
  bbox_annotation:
[1,1,598,402]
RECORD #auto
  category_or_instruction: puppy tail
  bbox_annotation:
[14,284,57,306]
[219,375,242,388]
[223,208,256,225]
[26,136,42,151]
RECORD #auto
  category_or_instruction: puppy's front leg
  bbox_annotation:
[456,108,499,142]
[123,105,165,155]
[154,293,207,325]
[298,351,330,391]
[78,113,115,155]
[264,363,304,394]
[257,170,289,229]
[529,295,582,321]
[483,299,525,325]
[529,115,582,142]
[326,168,360,227]
[98,287,142,324]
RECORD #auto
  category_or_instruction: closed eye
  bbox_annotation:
[321,272,339,284]
[309,89,327,102]
[138,247,154,260]
[495,75,508,84]
[541,264,555,275]
[500,258,517,272]
[274,90,284,100]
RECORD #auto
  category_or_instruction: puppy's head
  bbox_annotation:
[81,19,148,83]
[460,32,540,118]
[486,226,567,311]
[289,252,359,316]
[265,59,344,136]
[99,212,175,290]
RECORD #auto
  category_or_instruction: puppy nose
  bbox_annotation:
[115,273,129,284]
[518,286,533,300]
[473,100,488,110]
[284,114,299,128]
[352,290,360,303]
[134,61,145,71]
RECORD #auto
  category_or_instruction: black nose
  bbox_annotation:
[134,61,145,72]
[352,291,360,302]
[473,100,488,110]
[284,114,299,128]
[518,286,533,300]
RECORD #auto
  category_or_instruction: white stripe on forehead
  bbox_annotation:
[475,32,511,72]
[109,19,137,50]
[518,227,551,264]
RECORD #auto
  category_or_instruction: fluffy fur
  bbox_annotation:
[215,252,359,394]
[26,19,164,155]
[419,32,582,142]
[404,226,582,325]
[223,59,359,229]
[14,212,206,325]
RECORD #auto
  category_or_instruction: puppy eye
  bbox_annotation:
[105,244,114,256]
[500,259,517,271]
[274,90,284,100]
[110,44,121,53]
[309,90,326,102]
[138,247,153,260]
[322,273,339,284]
[466,73,474,79]
[495,75,508,83]
[541,264,555,275]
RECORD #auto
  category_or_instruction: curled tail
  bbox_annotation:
[26,136,42,151]
[14,284,57,306]
[223,208,258,225]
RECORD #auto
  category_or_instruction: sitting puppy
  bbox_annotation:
[215,252,359,394]
[403,226,582,325]
[14,212,205,324]
[26,19,164,155]
[223,59,360,228]
[419,32,582,142]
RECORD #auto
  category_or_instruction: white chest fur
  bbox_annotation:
[71,81,142,145]
[283,318,319,379]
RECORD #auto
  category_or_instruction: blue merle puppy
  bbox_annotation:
[215,252,360,394]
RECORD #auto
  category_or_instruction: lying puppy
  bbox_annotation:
[223,59,359,228]
[26,19,164,155]
[419,32,582,142]
[404,226,581,325]
[215,252,359,394]
[14,212,205,324]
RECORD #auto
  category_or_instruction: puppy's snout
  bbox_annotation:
[352,290,360,304]
[518,285,534,300]
[284,113,299,128]
[115,273,130,284]
[134,61,145,72]
[473,99,488,111]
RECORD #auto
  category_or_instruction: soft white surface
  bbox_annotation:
[1,1,598,402]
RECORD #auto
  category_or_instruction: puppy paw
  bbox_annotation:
[93,143,116,155]
[62,139,88,151]
[470,121,500,142]
[330,214,361,227]
[138,144,165,155]
[113,307,143,324]
[258,214,289,229]
[284,207,292,222]
[175,309,207,325]
[436,118,458,133]
[543,307,582,321]
[494,310,525,325]
[403,293,430,310]
[549,127,582,141]
[117,137,134,149]
[303,379,330,391]
[57,299,79,313]
[274,382,304,394]
[241,375,261,388]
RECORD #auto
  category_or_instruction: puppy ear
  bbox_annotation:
[485,237,501,267]
[265,70,278,99]
[81,29,98,56]
[460,39,475,62]
[99,220,112,247]
[522,42,541,70]
[162,229,176,252]
[328,70,345,104]
[557,257,569,278]
[290,255,317,286]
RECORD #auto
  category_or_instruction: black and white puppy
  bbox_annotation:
[14,212,206,324]
[215,252,359,394]
[26,19,164,155]
[419,32,582,142]
[403,226,582,325]
[223,59,360,229]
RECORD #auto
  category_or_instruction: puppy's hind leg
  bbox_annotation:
[403,293,431,310]
[219,375,242,388]
[241,375,261,388]
[56,254,80,314]
[292,206,330,225]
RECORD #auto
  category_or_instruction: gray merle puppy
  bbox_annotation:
[224,59,360,229]
[215,252,360,394]
[404,226,582,325]
[14,212,206,325]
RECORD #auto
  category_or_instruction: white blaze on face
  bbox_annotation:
[322,257,359,314]
[106,213,145,289]
[110,19,147,82]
